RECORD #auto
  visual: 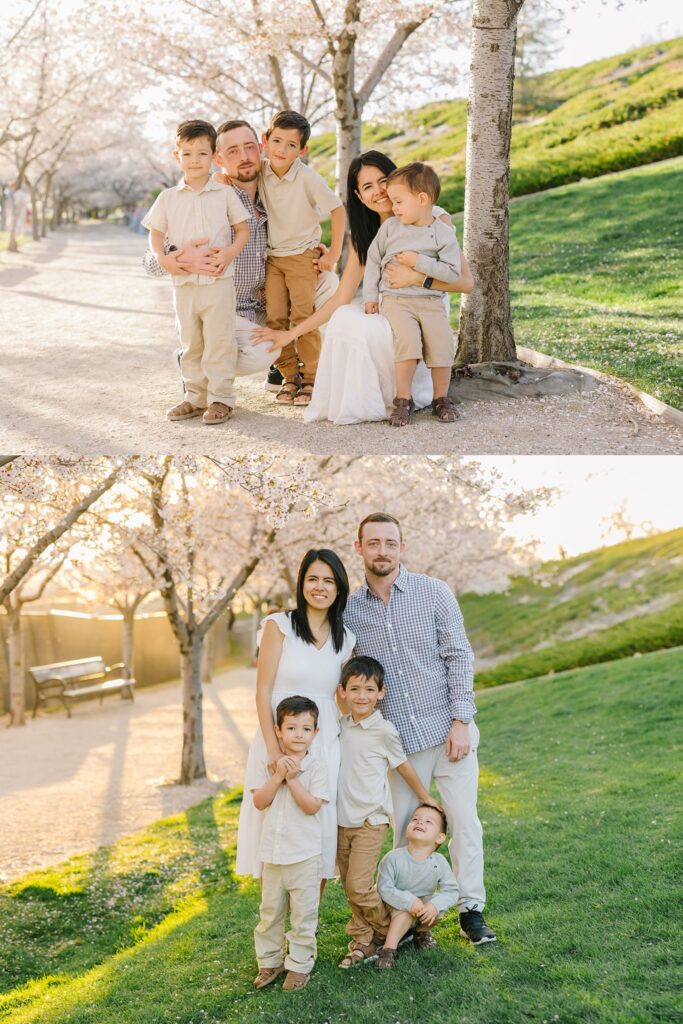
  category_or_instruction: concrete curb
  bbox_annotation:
[517,346,683,430]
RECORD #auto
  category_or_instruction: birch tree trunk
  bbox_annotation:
[456,0,525,365]
[6,599,26,726]
[180,632,206,784]
[332,2,361,205]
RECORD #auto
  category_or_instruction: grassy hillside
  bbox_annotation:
[461,527,683,687]
[310,36,683,211]
[2,649,680,1023]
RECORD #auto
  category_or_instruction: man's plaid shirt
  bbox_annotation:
[344,565,476,755]
[142,182,268,323]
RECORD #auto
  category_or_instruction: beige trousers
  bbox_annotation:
[389,723,485,911]
[173,278,237,407]
[254,855,322,974]
[265,249,322,382]
[381,293,455,368]
[337,822,391,945]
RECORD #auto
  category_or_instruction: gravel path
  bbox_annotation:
[2,223,682,455]
[0,667,258,881]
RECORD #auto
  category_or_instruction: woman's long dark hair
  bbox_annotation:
[289,548,349,653]
[347,150,397,266]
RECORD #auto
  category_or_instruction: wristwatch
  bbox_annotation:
[423,275,434,289]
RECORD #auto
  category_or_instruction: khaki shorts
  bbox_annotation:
[388,904,444,922]
[381,293,455,368]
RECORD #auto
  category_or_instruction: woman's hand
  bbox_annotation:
[250,325,296,351]
[267,742,284,774]
[383,259,424,289]
[274,754,297,779]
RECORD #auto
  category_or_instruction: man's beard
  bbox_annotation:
[369,559,396,577]
[233,167,259,183]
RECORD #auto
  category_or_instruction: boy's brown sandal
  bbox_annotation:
[413,930,438,951]
[167,400,205,421]
[375,947,398,970]
[338,939,379,968]
[293,382,314,405]
[431,396,459,422]
[388,397,414,427]
[253,965,285,989]
[282,970,310,991]
[203,402,233,424]
[275,380,300,403]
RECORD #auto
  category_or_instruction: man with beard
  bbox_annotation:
[143,119,338,390]
[344,512,496,946]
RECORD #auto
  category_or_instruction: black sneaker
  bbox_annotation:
[459,910,497,945]
[264,365,283,392]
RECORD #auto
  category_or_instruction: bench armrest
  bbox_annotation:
[104,662,127,678]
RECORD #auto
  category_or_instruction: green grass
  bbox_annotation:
[462,528,683,684]
[2,649,681,1023]
[446,160,683,407]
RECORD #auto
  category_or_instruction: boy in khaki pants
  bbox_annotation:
[336,656,437,968]
[259,110,346,405]
[251,696,328,992]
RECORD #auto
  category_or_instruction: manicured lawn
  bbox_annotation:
[2,648,681,1023]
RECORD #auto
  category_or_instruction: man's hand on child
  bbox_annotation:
[416,902,438,926]
[365,301,379,315]
[395,250,418,268]
[158,252,189,275]
[211,171,233,186]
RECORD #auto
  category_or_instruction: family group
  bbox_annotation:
[235,513,495,994]
[143,110,473,427]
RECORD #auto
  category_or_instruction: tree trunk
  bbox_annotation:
[6,600,26,727]
[200,623,215,686]
[30,185,40,242]
[122,608,135,678]
[456,0,524,365]
[179,632,206,784]
[332,0,361,203]
[40,176,52,238]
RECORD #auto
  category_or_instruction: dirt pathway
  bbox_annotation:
[2,223,682,455]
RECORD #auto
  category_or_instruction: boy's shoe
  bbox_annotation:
[459,910,497,945]
[338,939,380,968]
[253,965,285,989]
[432,396,459,422]
[413,929,438,951]
[167,400,205,421]
[388,397,414,427]
[203,402,233,424]
[282,970,310,991]
[264,365,284,392]
[375,947,398,970]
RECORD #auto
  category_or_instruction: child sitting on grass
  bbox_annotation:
[251,696,328,993]
[375,803,458,969]
[336,656,437,969]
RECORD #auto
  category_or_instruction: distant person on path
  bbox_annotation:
[344,512,497,946]
[143,119,339,395]
[252,150,473,425]
[143,119,250,424]
[251,696,328,992]
[236,549,355,885]
[363,162,462,426]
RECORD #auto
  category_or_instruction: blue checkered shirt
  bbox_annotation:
[142,183,268,323]
[344,566,476,755]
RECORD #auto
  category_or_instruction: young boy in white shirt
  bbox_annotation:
[143,119,250,424]
[258,109,346,406]
[251,696,328,993]
[376,803,458,969]
[336,656,437,969]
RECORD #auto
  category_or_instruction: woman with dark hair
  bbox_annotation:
[252,150,473,425]
[235,549,355,881]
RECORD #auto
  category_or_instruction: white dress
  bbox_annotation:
[235,612,356,878]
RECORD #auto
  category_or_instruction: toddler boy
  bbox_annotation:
[363,161,462,426]
[251,696,328,992]
[336,656,436,968]
[375,803,458,969]
[143,119,250,424]
[259,110,346,405]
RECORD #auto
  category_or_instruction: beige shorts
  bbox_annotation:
[388,904,444,922]
[381,293,455,368]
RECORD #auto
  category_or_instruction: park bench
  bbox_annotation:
[28,657,135,718]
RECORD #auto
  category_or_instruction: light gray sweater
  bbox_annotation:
[377,846,459,914]
[363,216,462,302]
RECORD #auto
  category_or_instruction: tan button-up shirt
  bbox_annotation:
[337,710,407,828]
[255,752,329,865]
[142,177,249,287]
[259,157,342,257]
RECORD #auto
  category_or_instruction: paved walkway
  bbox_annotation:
[0,666,258,881]
[2,223,682,455]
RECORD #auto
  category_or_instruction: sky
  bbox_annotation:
[478,456,683,560]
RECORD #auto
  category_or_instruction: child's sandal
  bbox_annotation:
[431,396,459,422]
[413,930,438,951]
[293,382,314,405]
[375,947,398,970]
[338,940,378,968]
[388,397,414,427]
[275,380,299,403]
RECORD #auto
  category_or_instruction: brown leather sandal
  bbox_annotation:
[388,397,414,427]
[375,947,398,970]
[293,382,314,405]
[275,380,300,403]
[339,940,379,968]
[413,930,438,951]
[431,396,459,422]
[253,965,285,989]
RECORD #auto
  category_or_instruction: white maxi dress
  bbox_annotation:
[235,612,356,879]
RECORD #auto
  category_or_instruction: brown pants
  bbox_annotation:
[265,250,321,383]
[337,822,391,946]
